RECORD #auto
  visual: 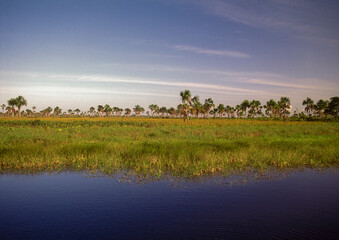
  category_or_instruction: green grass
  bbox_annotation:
[0,117,338,178]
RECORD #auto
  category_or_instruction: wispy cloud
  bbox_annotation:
[51,74,263,94]
[191,0,317,32]
[99,63,280,78]
[4,68,336,95]
[0,86,178,98]
[173,45,251,58]
[246,78,310,89]
[296,35,339,46]
[1,70,337,110]
[182,0,339,45]
[244,78,339,93]
[2,69,337,103]
[0,70,263,94]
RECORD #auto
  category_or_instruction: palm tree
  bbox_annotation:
[1,104,5,113]
[68,109,73,116]
[74,109,81,116]
[167,107,175,117]
[217,104,225,118]
[89,107,95,116]
[148,104,159,117]
[235,105,240,118]
[240,100,250,117]
[115,107,123,116]
[225,105,232,118]
[53,106,62,116]
[180,90,193,121]
[103,104,111,117]
[124,108,131,116]
[32,106,36,117]
[180,90,193,106]
[15,96,27,118]
[133,105,144,116]
[278,97,291,118]
[249,100,261,118]
[177,104,183,118]
[140,106,145,116]
[315,99,328,118]
[155,105,160,117]
[112,107,119,116]
[203,98,214,118]
[133,105,139,116]
[258,105,264,117]
[26,109,33,117]
[97,105,104,117]
[5,106,12,117]
[7,98,17,117]
[45,107,53,117]
[265,99,277,118]
[159,106,167,118]
[211,108,219,118]
[325,96,339,118]
[302,97,314,116]
[192,96,202,118]
[230,106,236,118]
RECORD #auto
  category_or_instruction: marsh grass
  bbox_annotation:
[0,117,338,178]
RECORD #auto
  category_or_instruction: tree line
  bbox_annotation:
[2,91,338,120]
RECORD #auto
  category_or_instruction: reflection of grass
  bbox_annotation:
[0,117,338,178]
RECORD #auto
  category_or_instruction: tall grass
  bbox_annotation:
[0,118,338,178]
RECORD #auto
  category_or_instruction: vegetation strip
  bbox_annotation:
[2,93,338,120]
[1,118,338,178]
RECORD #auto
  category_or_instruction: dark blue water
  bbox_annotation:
[1,169,338,240]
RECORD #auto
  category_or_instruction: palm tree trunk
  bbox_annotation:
[183,110,189,122]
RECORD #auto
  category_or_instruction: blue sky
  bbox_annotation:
[1,0,338,112]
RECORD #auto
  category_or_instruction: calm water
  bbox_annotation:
[0,169,338,240]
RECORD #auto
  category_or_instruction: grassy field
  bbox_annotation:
[0,117,338,178]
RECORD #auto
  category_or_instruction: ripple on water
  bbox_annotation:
[0,168,338,239]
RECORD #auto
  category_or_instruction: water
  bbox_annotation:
[0,169,338,240]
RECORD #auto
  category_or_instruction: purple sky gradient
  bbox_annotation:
[1,0,338,112]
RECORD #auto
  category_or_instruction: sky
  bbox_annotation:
[0,0,338,112]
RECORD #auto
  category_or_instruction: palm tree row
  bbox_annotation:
[2,93,338,119]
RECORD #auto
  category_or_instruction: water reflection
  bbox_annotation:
[0,169,338,239]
